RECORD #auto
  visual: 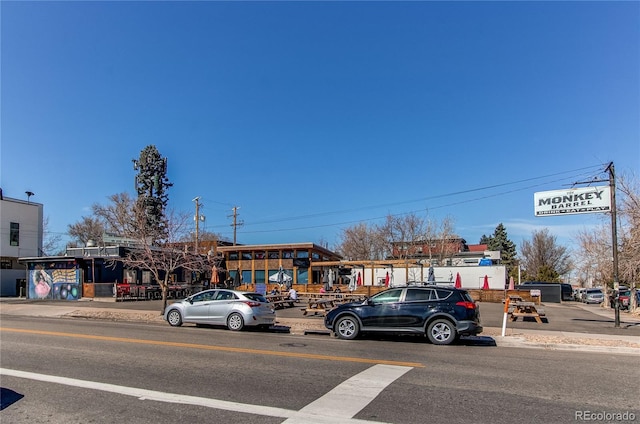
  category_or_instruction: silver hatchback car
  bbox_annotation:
[164,289,275,331]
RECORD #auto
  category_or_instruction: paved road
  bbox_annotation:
[1,315,639,424]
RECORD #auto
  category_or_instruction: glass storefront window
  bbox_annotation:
[241,270,252,285]
[254,270,265,284]
[296,251,309,258]
[297,268,308,284]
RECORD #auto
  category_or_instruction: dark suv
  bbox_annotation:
[324,286,482,345]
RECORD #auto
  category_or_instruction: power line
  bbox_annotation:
[238,164,604,227]
[204,165,605,234]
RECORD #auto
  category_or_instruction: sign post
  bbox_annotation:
[534,162,620,328]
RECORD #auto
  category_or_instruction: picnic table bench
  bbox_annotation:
[302,298,337,316]
[266,294,297,309]
[509,301,546,324]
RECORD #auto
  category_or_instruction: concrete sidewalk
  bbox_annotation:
[1,298,639,355]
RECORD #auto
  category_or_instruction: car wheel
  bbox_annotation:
[335,315,359,340]
[167,309,183,327]
[227,313,244,331]
[427,319,456,345]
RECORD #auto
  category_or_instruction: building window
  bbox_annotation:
[229,252,239,260]
[254,270,265,284]
[283,251,293,259]
[268,251,280,259]
[255,251,266,260]
[241,270,251,284]
[10,222,19,246]
[297,268,308,284]
[311,252,320,260]
[241,252,252,260]
[296,251,309,259]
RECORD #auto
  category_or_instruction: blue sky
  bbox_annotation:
[2,1,638,253]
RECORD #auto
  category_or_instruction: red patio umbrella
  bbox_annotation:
[385,272,390,287]
[357,272,362,286]
[454,272,462,289]
[482,275,490,290]
[508,276,515,291]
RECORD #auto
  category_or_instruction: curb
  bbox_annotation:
[2,303,639,354]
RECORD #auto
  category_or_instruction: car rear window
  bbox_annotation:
[435,289,453,300]
[244,293,268,302]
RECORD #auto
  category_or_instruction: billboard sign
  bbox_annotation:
[534,186,611,217]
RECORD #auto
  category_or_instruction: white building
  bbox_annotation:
[0,191,43,296]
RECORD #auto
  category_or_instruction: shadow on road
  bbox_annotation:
[572,318,640,329]
[0,388,24,410]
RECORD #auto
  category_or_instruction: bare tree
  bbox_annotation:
[67,216,104,247]
[575,173,640,309]
[520,228,572,282]
[423,215,457,264]
[42,216,63,255]
[92,192,136,236]
[119,207,207,313]
[378,213,425,260]
[617,174,640,301]
[336,222,386,260]
[575,225,613,289]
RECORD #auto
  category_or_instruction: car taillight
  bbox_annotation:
[456,301,476,309]
[243,301,261,308]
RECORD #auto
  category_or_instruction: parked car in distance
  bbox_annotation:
[324,286,482,345]
[164,289,275,331]
[610,286,631,310]
[582,288,604,304]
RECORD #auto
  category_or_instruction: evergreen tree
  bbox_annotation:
[132,145,173,244]
[483,223,517,272]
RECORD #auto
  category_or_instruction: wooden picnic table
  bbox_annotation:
[266,294,297,309]
[509,301,545,324]
[302,298,337,316]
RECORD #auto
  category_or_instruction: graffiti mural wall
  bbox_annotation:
[29,268,80,300]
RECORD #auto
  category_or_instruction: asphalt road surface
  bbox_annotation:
[1,315,638,424]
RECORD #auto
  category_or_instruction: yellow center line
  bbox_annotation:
[0,327,425,368]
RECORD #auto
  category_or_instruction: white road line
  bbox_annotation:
[283,364,412,424]
[1,365,412,424]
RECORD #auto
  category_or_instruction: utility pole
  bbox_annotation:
[573,162,620,328]
[228,206,243,246]
[606,162,621,328]
[193,197,201,254]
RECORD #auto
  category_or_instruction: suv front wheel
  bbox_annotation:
[427,319,456,345]
[335,315,360,340]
